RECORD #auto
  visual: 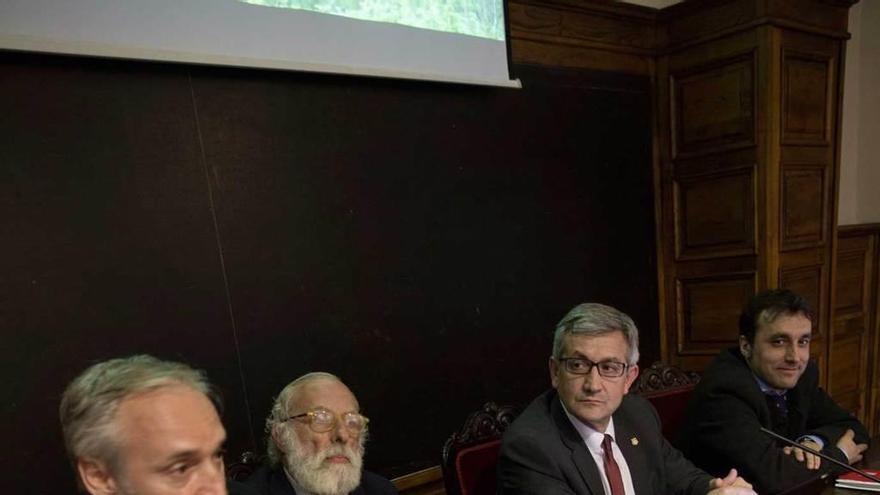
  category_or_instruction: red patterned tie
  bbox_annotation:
[602,434,626,495]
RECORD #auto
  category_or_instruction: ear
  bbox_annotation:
[549,357,560,389]
[77,458,118,495]
[739,336,751,359]
[623,364,640,394]
[271,423,286,453]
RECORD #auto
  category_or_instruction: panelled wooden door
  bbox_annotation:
[655,1,851,382]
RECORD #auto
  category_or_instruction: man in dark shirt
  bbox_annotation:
[678,289,870,494]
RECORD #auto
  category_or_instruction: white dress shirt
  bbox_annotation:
[562,403,637,495]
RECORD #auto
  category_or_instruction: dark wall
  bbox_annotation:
[0,51,657,492]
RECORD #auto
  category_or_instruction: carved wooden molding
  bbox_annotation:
[513,0,658,20]
[632,361,701,395]
[441,402,521,464]
[506,0,856,74]
[839,223,880,238]
[507,0,659,73]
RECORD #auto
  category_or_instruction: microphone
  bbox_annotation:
[759,427,880,484]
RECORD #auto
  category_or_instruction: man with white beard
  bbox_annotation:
[245,373,397,495]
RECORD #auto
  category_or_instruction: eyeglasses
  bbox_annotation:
[557,357,628,378]
[285,407,369,434]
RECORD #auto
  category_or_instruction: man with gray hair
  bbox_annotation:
[498,303,756,495]
[59,354,256,495]
[244,372,396,495]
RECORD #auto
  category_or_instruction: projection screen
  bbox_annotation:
[0,0,520,88]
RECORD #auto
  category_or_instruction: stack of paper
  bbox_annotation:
[835,470,880,492]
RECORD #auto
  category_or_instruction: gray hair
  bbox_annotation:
[59,355,219,482]
[552,303,640,365]
[265,372,343,467]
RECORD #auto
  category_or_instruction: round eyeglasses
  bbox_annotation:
[557,357,628,378]
[285,407,369,434]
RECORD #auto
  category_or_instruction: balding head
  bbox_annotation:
[264,373,366,495]
[264,372,359,466]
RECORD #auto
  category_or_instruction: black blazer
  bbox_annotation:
[498,390,714,495]
[678,347,870,494]
[243,465,397,495]
[228,479,261,495]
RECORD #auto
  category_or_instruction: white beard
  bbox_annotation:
[283,438,364,495]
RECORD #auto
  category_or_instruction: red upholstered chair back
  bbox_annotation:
[631,361,701,441]
[441,402,520,495]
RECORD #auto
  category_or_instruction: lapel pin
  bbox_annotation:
[631,437,639,446]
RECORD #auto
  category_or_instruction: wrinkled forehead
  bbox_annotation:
[288,378,359,413]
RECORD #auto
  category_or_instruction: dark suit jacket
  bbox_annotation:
[498,390,714,495]
[678,347,870,494]
[243,464,397,495]
[228,479,261,495]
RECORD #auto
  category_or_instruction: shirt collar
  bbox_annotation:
[559,397,617,455]
[753,374,787,396]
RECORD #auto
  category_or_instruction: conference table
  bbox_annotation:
[780,435,880,494]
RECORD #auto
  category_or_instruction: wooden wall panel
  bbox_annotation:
[781,164,828,248]
[777,30,839,386]
[781,51,832,145]
[671,54,756,158]
[649,0,860,400]
[835,238,870,321]
[832,229,877,426]
[832,390,860,416]
[662,0,852,49]
[657,25,762,369]
[676,273,756,354]
[674,167,755,259]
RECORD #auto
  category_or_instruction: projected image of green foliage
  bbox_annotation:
[239,0,505,41]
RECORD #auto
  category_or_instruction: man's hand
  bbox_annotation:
[707,469,756,495]
[783,438,822,470]
[836,429,869,465]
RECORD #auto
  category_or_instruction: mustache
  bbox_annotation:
[320,444,360,462]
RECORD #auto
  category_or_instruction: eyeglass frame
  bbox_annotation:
[555,357,631,378]
[284,407,370,434]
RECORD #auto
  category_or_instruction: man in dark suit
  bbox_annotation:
[59,354,257,495]
[498,302,756,495]
[678,289,869,494]
[245,372,396,495]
